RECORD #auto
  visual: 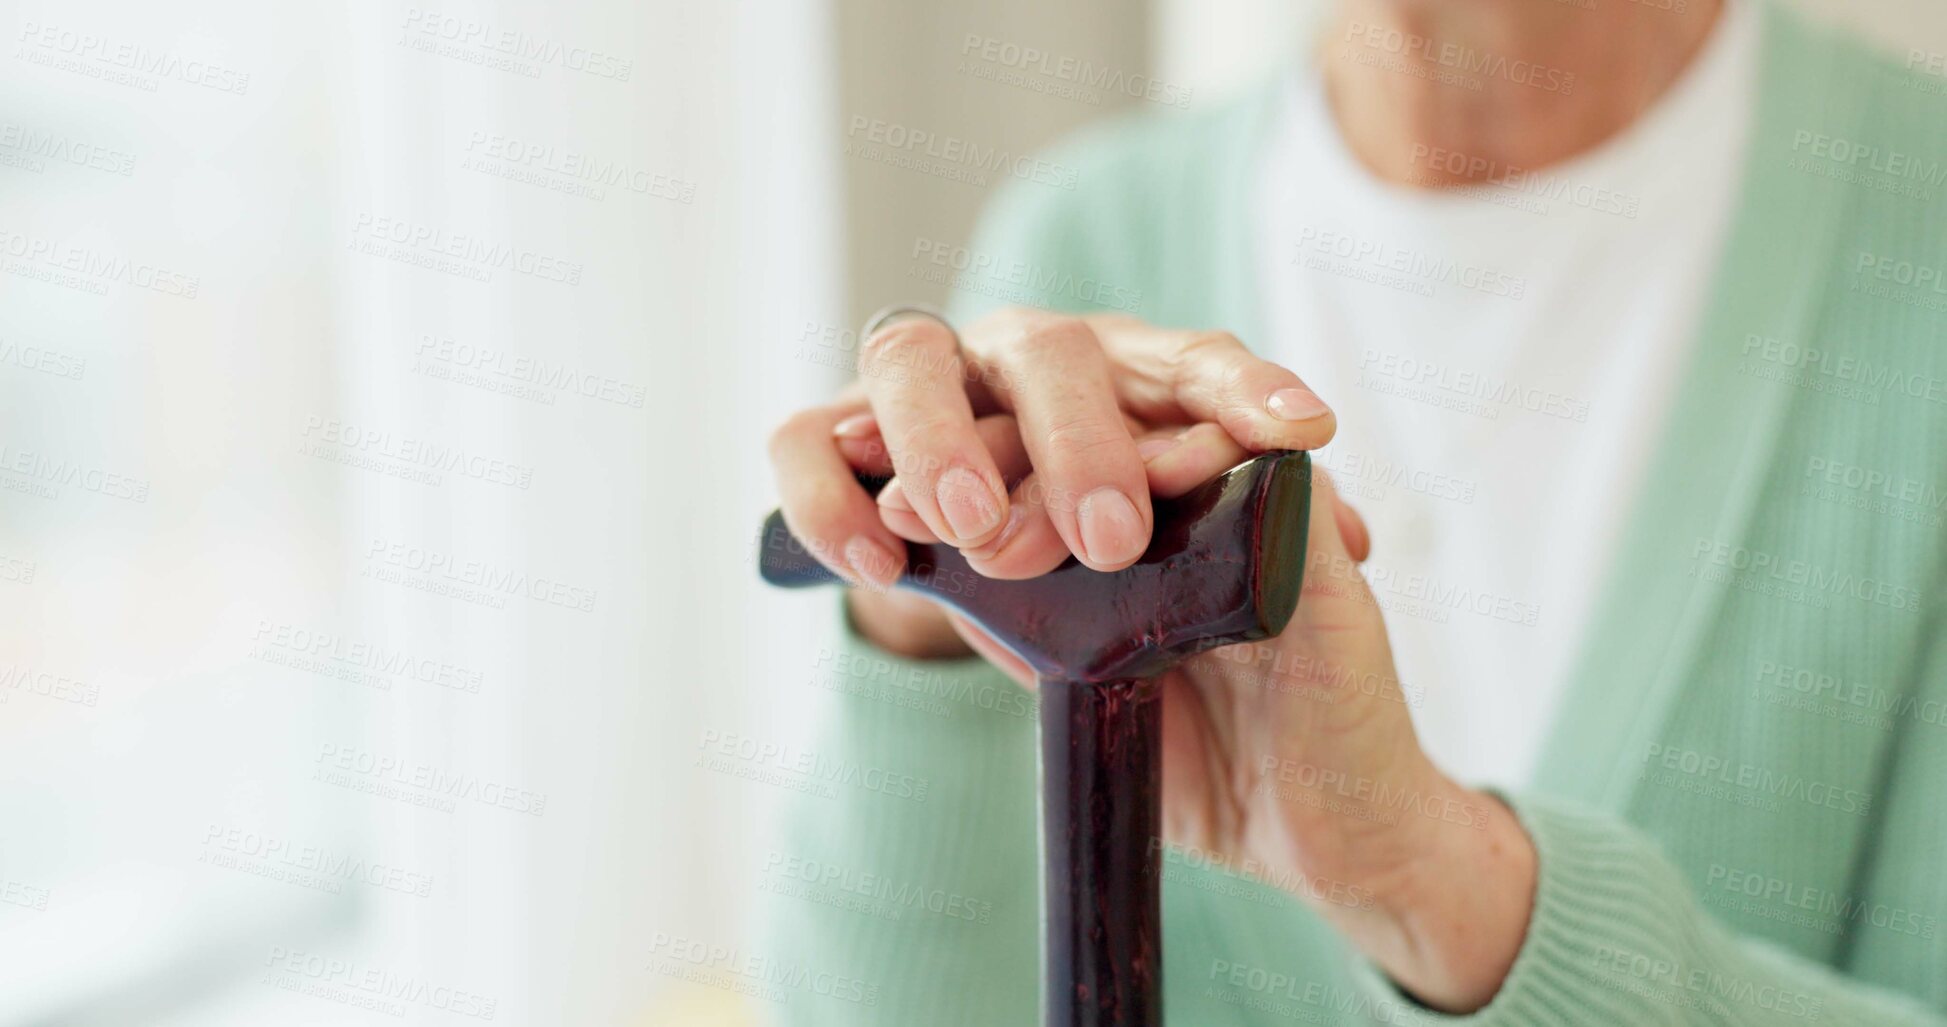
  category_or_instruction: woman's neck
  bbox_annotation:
[1319,0,1725,186]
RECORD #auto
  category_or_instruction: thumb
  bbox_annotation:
[945,611,1038,688]
[1294,466,1383,630]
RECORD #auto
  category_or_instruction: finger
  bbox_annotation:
[959,416,1068,579]
[1086,317,1337,453]
[944,611,1036,688]
[963,420,1193,579]
[876,414,1027,545]
[874,480,938,544]
[1334,495,1371,563]
[857,316,1011,547]
[1135,422,1250,499]
[975,314,1152,571]
[766,405,907,591]
[1295,467,1384,628]
[832,412,894,476]
[969,421,1248,579]
[964,469,1074,579]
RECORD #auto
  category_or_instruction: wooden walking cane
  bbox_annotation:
[756,451,1313,1026]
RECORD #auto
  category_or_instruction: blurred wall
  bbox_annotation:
[831,0,1149,329]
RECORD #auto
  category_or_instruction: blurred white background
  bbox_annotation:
[0,0,1940,1023]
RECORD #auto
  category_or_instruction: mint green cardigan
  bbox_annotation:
[763,5,1947,1022]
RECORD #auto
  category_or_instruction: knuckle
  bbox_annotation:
[787,481,863,552]
[1042,413,1128,460]
[765,408,823,461]
[1172,330,1257,397]
[858,319,955,374]
[1176,329,1245,366]
[1007,314,1094,362]
[887,421,960,481]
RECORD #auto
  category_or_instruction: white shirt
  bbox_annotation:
[1255,0,1758,790]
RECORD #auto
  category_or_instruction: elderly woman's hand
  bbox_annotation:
[766,305,1536,1012]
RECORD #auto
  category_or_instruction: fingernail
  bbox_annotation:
[1137,436,1181,461]
[832,413,878,439]
[877,478,913,512]
[936,466,1004,542]
[1077,487,1146,565]
[1267,387,1331,421]
[968,502,1027,561]
[846,535,902,590]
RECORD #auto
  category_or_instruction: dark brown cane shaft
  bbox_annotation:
[1041,678,1163,1026]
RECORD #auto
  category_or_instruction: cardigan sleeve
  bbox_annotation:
[1352,611,1947,1027]
[1346,793,1947,1026]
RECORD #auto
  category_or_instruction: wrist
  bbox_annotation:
[1366,777,1537,1013]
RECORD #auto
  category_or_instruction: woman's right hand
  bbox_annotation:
[764,306,1337,659]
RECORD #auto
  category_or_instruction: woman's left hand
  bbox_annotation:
[1159,459,1536,1014]
[947,423,1538,1014]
